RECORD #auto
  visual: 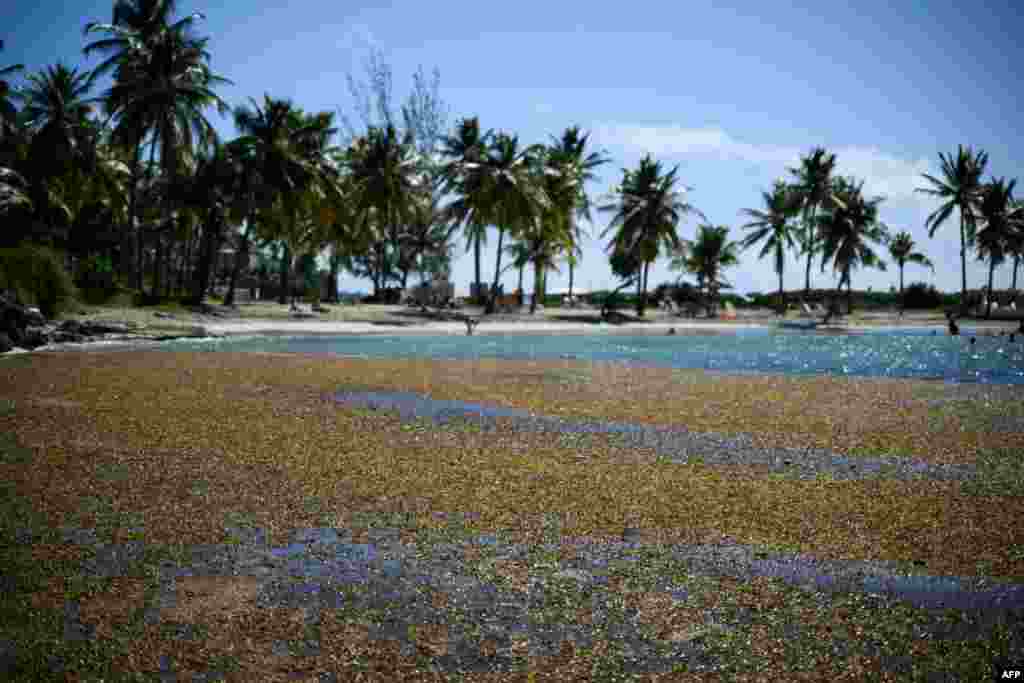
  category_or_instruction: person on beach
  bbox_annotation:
[946,312,959,336]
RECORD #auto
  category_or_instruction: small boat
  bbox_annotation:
[779,319,819,330]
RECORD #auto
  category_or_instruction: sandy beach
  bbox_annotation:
[51,301,1020,341]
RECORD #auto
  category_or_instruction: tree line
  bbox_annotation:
[1,2,1021,319]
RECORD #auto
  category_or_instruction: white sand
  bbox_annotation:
[201,318,771,337]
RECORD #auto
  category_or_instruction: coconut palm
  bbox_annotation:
[887,231,933,313]
[16,63,101,180]
[740,180,802,314]
[503,239,531,306]
[975,178,1017,318]
[102,18,231,298]
[519,212,570,314]
[788,148,838,297]
[480,133,547,314]
[1007,199,1024,293]
[599,154,703,316]
[439,116,492,303]
[348,123,421,298]
[916,145,988,315]
[545,126,609,303]
[817,177,889,315]
[677,224,740,316]
[231,97,329,303]
[84,2,212,288]
[399,180,457,291]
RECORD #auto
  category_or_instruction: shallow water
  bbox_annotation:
[165,328,1024,384]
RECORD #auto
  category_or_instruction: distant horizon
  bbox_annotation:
[5,0,1022,298]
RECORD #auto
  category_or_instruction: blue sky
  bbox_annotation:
[5,0,1023,296]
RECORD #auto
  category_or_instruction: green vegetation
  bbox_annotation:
[3,15,1024,315]
[2,351,1022,679]
[0,244,78,317]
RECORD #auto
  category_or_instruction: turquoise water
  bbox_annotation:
[164,327,1024,385]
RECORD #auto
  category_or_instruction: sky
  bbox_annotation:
[4,0,1023,297]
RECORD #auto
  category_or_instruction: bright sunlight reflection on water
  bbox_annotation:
[165,327,1024,385]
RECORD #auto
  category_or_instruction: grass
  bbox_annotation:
[0,350,1021,680]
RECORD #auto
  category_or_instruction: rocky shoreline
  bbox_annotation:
[0,296,215,354]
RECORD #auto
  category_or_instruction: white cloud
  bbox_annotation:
[591,123,936,202]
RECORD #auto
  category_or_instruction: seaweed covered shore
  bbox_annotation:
[1,350,1022,680]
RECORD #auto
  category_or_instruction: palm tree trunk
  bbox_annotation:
[473,233,482,305]
[568,260,575,304]
[327,247,340,304]
[224,215,253,307]
[517,264,524,307]
[636,262,645,317]
[531,258,543,314]
[279,243,290,305]
[986,258,996,319]
[778,271,785,317]
[191,210,221,305]
[123,138,141,290]
[487,227,505,314]
[1012,255,1020,292]
[846,269,853,315]
[151,233,163,300]
[898,263,905,316]
[803,208,816,297]
[959,211,968,316]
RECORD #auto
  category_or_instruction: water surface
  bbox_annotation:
[165,328,1024,385]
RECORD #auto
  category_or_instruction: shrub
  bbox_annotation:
[75,254,119,304]
[0,245,78,318]
[902,282,944,310]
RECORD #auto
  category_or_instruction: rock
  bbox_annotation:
[0,332,12,353]
[20,327,49,349]
[24,306,45,327]
[59,320,83,333]
[80,322,129,336]
[51,331,86,344]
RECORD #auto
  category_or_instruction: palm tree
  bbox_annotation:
[440,117,492,303]
[237,101,339,304]
[348,123,421,298]
[677,224,740,316]
[1007,199,1024,294]
[740,181,802,315]
[84,1,210,289]
[817,177,889,315]
[174,137,249,304]
[545,126,609,303]
[16,63,101,180]
[599,154,703,316]
[503,239,530,306]
[887,231,933,314]
[480,133,547,314]
[398,179,457,291]
[0,39,24,141]
[13,63,104,246]
[976,178,1017,318]
[788,148,838,298]
[916,145,988,315]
